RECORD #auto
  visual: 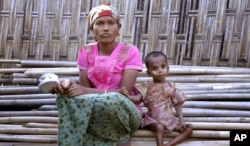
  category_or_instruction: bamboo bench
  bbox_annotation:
[1,60,250,145]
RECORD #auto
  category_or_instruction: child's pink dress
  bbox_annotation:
[135,81,187,132]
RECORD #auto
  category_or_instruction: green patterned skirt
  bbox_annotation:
[56,92,142,146]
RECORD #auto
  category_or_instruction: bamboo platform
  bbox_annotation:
[1,60,250,146]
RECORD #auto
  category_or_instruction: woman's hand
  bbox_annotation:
[50,79,87,97]
[63,81,86,97]
[50,79,71,94]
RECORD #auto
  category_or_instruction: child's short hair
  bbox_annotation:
[145,51,168,68]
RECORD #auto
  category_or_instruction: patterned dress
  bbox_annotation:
[56,42,143,146]
[135,81,187,132]
[57,92,141,146]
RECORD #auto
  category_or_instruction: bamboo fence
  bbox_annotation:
[1,0,250,68]
[0,60,250,145]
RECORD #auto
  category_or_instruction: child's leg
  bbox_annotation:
[149,123,165,146]
[121,138,131,146]
[164,124,192,146]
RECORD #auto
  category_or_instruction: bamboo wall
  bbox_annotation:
[1,0,250,67]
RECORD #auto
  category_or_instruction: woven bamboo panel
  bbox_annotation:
[0,0,250,67]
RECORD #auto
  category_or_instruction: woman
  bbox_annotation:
[52,3,143,146]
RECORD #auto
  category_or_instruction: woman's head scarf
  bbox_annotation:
[88,3,120,27]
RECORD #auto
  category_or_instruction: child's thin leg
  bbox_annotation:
[121,138,131,146]
[150,123,165,146]
[164,124,192,146]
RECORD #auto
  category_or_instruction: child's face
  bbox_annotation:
[147,56,169,83]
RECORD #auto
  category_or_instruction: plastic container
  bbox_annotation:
[38,73,59,93]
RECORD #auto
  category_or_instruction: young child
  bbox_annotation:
[121,51,192,146]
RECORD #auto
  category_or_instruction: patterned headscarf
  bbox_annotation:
[88,3,120,27]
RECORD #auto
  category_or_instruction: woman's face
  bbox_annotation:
[91,16,120,43]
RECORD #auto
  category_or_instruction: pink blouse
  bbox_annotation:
[77,42,143,90]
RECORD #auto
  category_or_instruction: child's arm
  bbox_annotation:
[121,87,142,103]
[174,103,184,123]
[174,103,188,131]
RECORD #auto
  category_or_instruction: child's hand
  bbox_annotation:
[179,123,188,132]
[121,87,129,97]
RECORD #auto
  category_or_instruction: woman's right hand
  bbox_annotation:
[50,79,73,95]
[50,78,88,97]
[63,81,87,97]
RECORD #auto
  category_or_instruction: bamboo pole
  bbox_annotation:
[177,74,250,78]
[12,78,38,85]
[24,123,58,128]
[177,83,250,90]
[0,134,58,139]
[38,105,57,110]
[0,94,55,100]
[0,111,58,117]
[0,78,12,84]
[187,93,250,100]
[11,73,27,78]
[167,65,250,75]
[184,89,250,94]
[24,68,79,77]
[20,60,76,67]
[0,124,23,128]
[0,68,26,74]
[137,76,250,83]
[0,99,56,106]
[0,134,57,143]
[4,134,58,138]
[0,87,40,94]
[132,130,229,139]
[184,117,250,123]
[0,59,21,64]
[11,76,79,85]
[188,122,250,130]
[0,117,58,124]
[182,108,250,117]
[0,127,57,135]
[183,101,250,110]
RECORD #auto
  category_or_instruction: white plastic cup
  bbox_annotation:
[38,73,59,93]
